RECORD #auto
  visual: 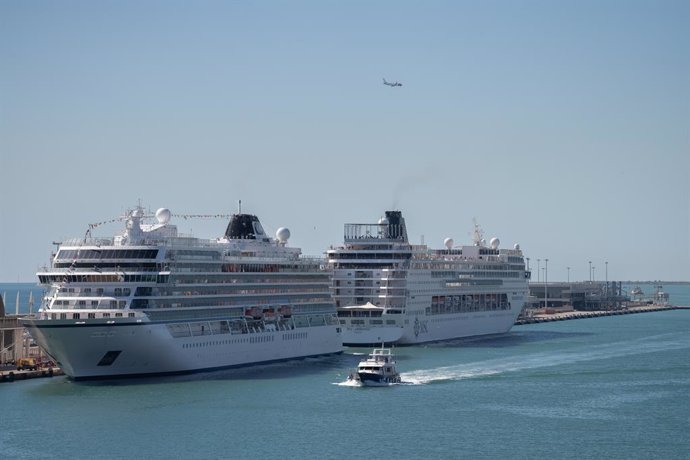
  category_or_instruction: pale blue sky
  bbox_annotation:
[1,0,688,282]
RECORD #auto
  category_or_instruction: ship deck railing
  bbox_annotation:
[60,237,327,258]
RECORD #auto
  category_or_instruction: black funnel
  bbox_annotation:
[384,211,408,241]
[224,214,266,240]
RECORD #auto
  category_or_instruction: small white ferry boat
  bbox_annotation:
[349,347,401,386]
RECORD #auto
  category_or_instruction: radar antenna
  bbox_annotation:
[84,207,232,240]
[471,218,485,247]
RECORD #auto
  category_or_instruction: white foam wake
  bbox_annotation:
[400,332,690,385]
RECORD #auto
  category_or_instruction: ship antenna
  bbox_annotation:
[239,200,242,214]
[472,218,484,246]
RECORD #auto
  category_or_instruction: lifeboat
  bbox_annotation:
[244,307,263,319]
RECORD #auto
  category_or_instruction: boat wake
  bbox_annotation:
[400,332,690,385]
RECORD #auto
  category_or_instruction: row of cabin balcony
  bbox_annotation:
[330,274,407,282]
[333,280,406,287]
[47,311,136,320]
[41,272,330,286]
[147,298,334,310]
[333,291,406,298]
[51,300,128,309]
[51,296,334,311]
[54,286,332,299]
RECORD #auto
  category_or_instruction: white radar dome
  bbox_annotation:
[156,208,171,224]
[378,217,389,225]
[514,243,520,250]
[276,227,291,243]
[490,237,500,249]
[444,238,454,249]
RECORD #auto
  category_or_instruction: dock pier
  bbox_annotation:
[1,366,64,383]
[515,304,685,325]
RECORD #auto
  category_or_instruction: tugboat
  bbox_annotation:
[348,347,401,386]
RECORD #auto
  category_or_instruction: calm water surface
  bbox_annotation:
[1,284,689,459]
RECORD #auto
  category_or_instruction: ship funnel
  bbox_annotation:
[224,214,268,240]
[384,211,408,242]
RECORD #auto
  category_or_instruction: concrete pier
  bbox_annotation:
[0,366,64,383]
[515,304,684,325]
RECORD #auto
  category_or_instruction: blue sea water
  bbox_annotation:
[1,283,690,459]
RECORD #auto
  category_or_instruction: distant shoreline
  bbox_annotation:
[620,281,690,285]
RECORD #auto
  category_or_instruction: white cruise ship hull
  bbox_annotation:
[399,304,523,344]
[341,325,404,346]
[340,300,524,346]
[22,318,342,380]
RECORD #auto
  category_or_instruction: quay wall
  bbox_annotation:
[0,367,64,383]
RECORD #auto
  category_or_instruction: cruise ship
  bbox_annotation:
[327,211,530,345]
[21,206,342,379]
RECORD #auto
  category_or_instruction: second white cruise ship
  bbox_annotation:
[21,206,342,379]
[327,211,530,346]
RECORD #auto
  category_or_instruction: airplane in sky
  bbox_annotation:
[383,78,402,87]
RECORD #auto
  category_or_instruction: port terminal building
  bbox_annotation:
[527,281,626,312]
[0,296,32,365]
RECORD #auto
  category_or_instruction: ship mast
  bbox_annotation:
[472,218,485,247]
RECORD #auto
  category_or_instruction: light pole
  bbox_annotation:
[567,266,571,283]
[592,265,596,282]
[605,261,608,297]
[589,261,592,282]
[537,259,541,283]
[544,258,549,309]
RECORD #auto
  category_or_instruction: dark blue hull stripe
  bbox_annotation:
[71,351,343,381]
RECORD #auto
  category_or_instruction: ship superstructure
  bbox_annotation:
[21,206,342,379]
[327,211,530,345]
